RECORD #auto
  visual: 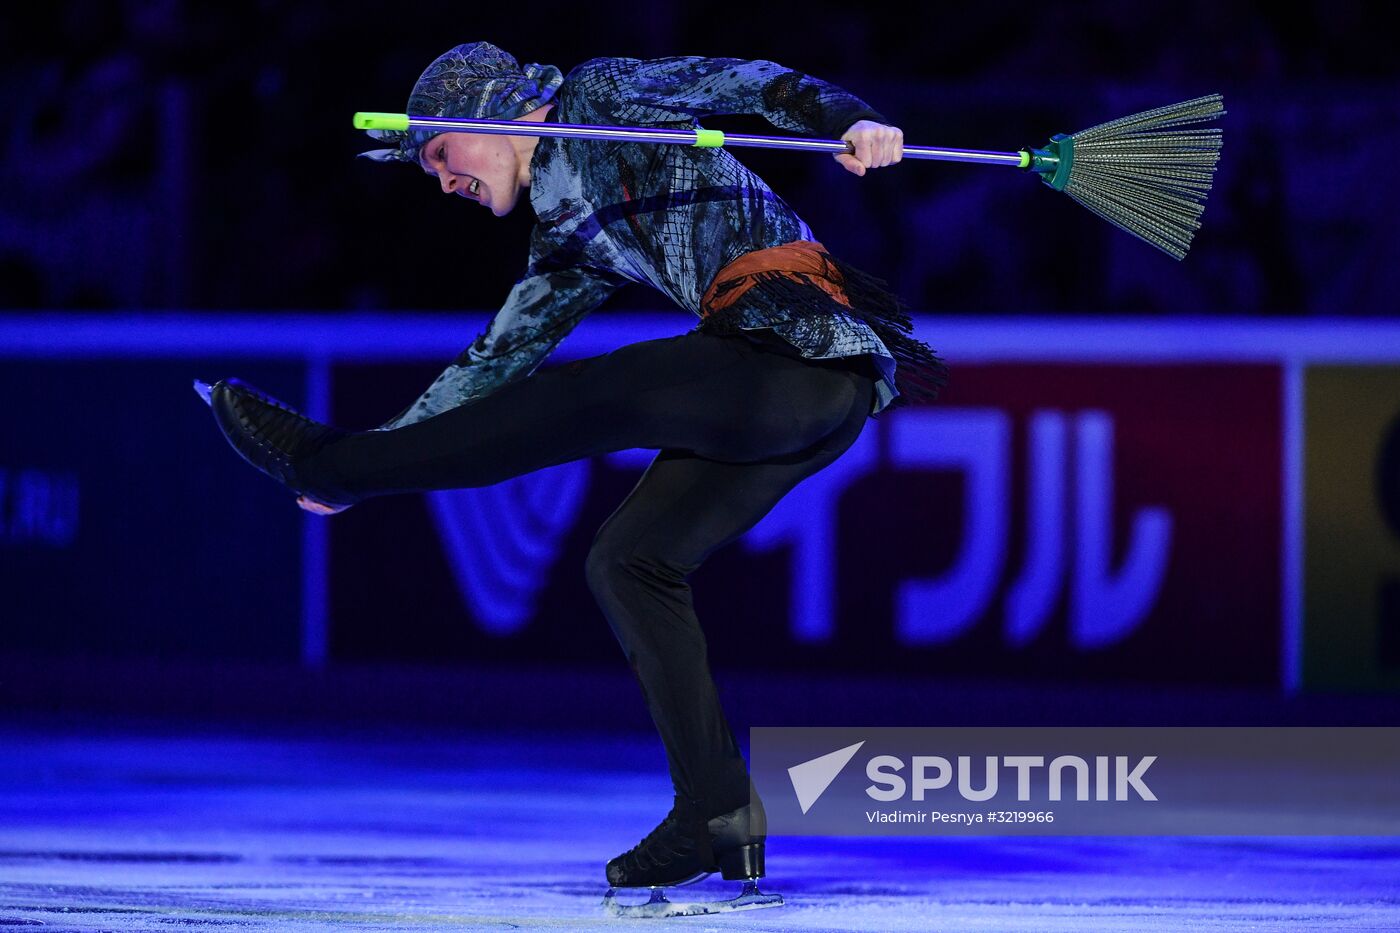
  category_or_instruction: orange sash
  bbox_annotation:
[700,240,851,317]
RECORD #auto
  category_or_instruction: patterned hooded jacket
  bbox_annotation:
[376,55,941,431]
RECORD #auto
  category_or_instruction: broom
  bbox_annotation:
[355,93,1225,261]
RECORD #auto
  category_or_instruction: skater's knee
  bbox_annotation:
[584,535,625,601]
[585,529,648,602]
[585,528,688,604]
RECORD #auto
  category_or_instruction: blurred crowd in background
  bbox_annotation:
[1,0,1394,316]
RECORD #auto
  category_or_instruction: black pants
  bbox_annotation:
[309,328,878,817]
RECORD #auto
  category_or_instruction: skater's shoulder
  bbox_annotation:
[564,55,641,81]
[551,57,636,122]
[560,56,640,98]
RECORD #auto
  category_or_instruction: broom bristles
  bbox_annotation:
[1066,93,1225,260]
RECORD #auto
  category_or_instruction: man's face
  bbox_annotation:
[418,130,522,217]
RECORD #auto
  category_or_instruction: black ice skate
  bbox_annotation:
[194,377,358,508]
[601,793,784,919]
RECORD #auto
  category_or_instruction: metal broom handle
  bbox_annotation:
[353,112,1034,169]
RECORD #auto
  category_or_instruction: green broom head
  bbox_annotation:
[1025,93,1225,260]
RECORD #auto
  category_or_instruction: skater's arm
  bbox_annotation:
[581,55,901,175]
[373,264,623,431]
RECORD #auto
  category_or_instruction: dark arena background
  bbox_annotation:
[3,1,1399,929]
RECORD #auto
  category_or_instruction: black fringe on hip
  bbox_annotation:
[697,256,949,411]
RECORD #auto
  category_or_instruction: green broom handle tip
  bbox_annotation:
[354,112,409,131]
[693,128,725,148]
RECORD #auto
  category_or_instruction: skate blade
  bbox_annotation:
[193,379,214,407]
[602,879,784,919]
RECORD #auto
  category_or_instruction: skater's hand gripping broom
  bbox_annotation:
[355,93,1224,260]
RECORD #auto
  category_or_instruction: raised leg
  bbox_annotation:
[306,330,867,500]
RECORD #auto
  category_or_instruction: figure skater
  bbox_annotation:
[197,40,947,917]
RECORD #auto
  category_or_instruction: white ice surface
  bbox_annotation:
[0,723,1396,931]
